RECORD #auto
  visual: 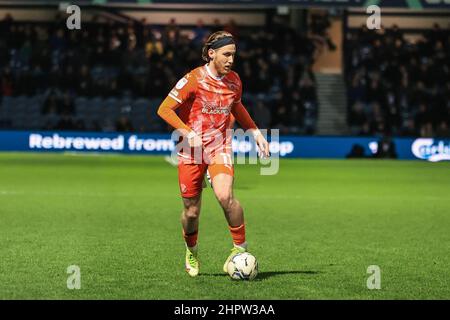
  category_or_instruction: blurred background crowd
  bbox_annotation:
[0,13,318,134]
[346,23,450,138]
[0,9,448,137]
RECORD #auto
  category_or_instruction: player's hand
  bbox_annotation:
[187,131,203,148]
[253,130,270,159]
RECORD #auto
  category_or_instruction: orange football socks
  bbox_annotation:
[183,229,198,248]
[228,223,246,247]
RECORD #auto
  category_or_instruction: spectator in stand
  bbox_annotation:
[349,101,368,135]
[252,100,271,130]
[115,115,134,132]
[192,19,208,46]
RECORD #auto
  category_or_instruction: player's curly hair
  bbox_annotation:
[201,31,234,62]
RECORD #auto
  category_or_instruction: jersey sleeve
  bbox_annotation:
[167,73,197,104]
[156,95,192,133]
[231,73,256,130]
[234,74,243,105]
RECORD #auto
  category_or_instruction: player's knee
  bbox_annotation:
[216,192,233,210]
[184,206,200,220]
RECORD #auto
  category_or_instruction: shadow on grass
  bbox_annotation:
[202,270,322,280]
[257,270,322,280]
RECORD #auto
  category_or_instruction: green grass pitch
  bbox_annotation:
[0,152,449,299]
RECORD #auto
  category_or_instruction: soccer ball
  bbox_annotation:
[226,252,258,280]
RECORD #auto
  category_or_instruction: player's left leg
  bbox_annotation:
[208,164,248,273]
[178,162,207,277]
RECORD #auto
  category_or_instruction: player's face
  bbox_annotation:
[212,44,236,76]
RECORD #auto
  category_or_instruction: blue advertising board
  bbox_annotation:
[1,130,449,161]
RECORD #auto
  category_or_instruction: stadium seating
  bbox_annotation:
[345,24,450,138]
[0,18,319,134]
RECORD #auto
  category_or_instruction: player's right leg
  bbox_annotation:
[182,195,202,277]
[178,162,207,277]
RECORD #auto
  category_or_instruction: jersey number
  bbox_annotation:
[220,153,233,169]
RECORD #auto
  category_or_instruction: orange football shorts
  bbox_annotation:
[178,154,234,198]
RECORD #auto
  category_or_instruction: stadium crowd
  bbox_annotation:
[346,23,450,138]
[0,13,319,134]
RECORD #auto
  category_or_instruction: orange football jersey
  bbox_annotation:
[167,64,241,163]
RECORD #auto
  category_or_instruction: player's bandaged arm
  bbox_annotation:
[157,96,192,135]
[231,101,262,139]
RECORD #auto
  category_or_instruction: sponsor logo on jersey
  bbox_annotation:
[201,102,231,115]
[176,77,188,89]
[225,81,239,92]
